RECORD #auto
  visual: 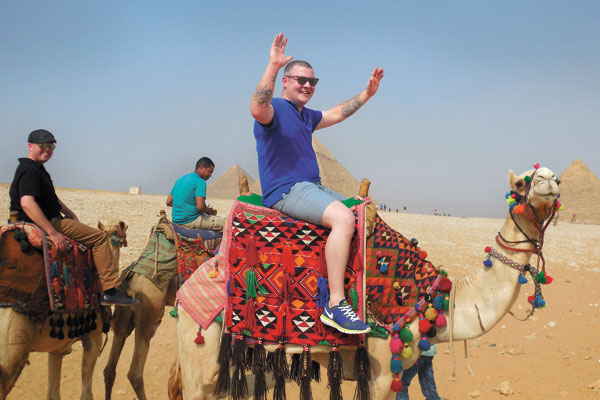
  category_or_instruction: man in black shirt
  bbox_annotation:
[9,129,138,306]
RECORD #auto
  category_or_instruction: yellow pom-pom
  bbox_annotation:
[506,198,516,205]
[558,204,564,211]
[208,269,219,279]
[424,307,438,322]
[401,344,413,359]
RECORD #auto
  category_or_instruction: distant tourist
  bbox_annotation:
[434,209,439,216]
[570,213,577,224]
[166,157,225,231]
[9,129,138,306]
[249,33,383,334]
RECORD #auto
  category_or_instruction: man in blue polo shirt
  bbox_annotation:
[250,33,384,334]
[166,157,224,231]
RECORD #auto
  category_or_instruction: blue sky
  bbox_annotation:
[1,1,598,217]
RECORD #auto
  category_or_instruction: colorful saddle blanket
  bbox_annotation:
[123,217,221,291]
[365,214,443,328]
[0,223,102,320]
[223,200,367,346]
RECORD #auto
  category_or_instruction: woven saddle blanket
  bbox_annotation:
[222,199,367,346]
[122,216,222,291]
[179,197,447,337]
[0,223,102,320]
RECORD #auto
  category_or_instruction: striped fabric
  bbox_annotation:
[176,233,228,329]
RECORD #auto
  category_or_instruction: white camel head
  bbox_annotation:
[508,166,560,221]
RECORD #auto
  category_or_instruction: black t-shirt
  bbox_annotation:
[9,157,62,222]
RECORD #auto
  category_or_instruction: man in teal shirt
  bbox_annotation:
[166,157,224,231]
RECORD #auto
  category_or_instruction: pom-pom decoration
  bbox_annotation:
[410,238,418,246]
[426,326,437,338]
[390,334,403,353]
[418,318,432,334]
[419,250,428,260]
[513,204,525,214]
[391,374,403,392]
[533,163,540,169]
[433,295,444,311]
[379,263,389,273]
[399,327,413,343]
[483,258,493,267]
[424,307,437,322]
[401,344,413,359]
[518,275,528,284]
[484,246,491,253]
[438,277,452,292]
[524,175,531,183]
[194,328,205,344]
[435,313,447,328]
[390,354,403,373]
[418,337,431,351]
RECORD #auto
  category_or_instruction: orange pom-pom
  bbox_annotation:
[513,204,525,214]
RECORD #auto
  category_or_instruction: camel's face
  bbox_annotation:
[98,220,128,247]
[509,167,559,219]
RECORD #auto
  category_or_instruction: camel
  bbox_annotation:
[0,220,127,400]
[169,166,560,400]
[103,212,216,400]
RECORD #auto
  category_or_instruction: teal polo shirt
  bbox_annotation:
[170,172,207,224]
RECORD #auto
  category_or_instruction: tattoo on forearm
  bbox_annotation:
[342,96,362,118]
[253,85,273,107]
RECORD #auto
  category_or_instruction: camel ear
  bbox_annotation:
[98,221,105,231]
[119,221,127,233]
[509,170,526,196]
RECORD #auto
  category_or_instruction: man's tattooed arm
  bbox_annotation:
[341,95,363,118]
[253,85,273,107]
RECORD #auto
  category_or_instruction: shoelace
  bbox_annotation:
[337,302,361,322]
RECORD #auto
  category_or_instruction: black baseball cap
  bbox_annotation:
[28,129,57,144]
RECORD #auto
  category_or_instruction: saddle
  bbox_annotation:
[0,223,105,339]
[121,213,222,291]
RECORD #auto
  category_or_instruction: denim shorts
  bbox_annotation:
[272,181,346,225]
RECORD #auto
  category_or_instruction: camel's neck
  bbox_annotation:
[439,213,540,342]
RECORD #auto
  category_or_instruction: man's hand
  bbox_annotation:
[269,33,293,69]
[48,231,66,253]
[366,67,384,98]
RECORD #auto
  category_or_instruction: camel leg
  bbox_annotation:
[80,322,103,400]
[0,309,34,399]
[127,280,168,400]
[104,305,135,400]
[47,353,64,400]
[177,307,221,400]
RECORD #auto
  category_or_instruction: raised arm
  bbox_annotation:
[316,67,384,130]
[250,33,293,125]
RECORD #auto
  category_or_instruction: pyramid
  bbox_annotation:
[249,136,361,198]
[208,164,255,200]
[557,159,600,225]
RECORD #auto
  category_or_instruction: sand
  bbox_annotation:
[1,186,599,399]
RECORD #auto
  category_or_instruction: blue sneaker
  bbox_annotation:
[320,299,371,334]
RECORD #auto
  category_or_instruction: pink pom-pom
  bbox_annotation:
[533,163,540,169]
[435,313,447,327]
[390,334,403,353]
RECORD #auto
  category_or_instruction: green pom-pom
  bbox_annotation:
[537,271,547,284]
[399,327,413,342]
[169,307,178,318]
[318,340,330,345]
[440,269,448,277]
[524,175,531,183]
[443,297,450,311]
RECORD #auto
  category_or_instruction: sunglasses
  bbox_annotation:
[38,143,56,150]
[285,75,319,87]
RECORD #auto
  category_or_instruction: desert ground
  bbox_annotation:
[1,185,599,399]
